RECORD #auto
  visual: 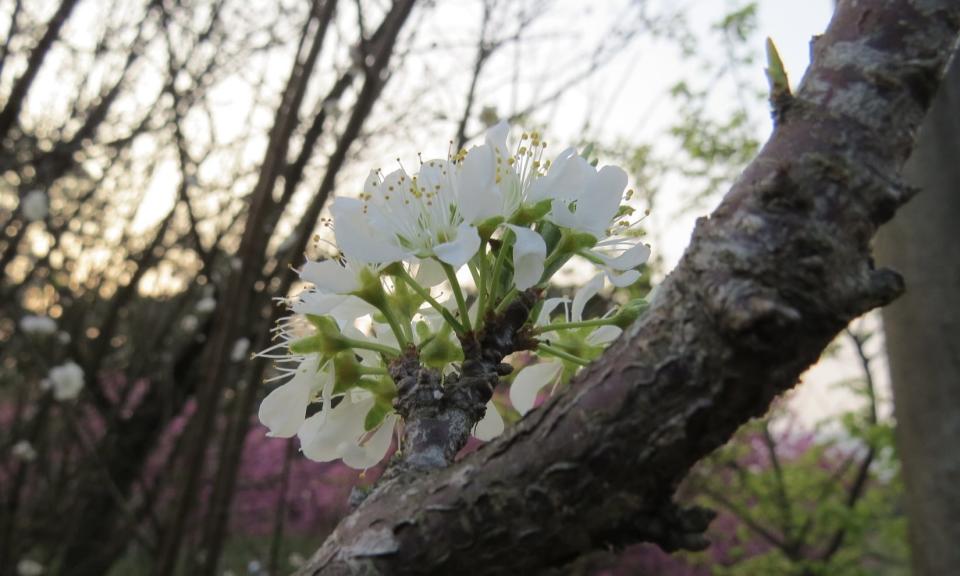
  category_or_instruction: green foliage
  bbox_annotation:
[681,326,909,575]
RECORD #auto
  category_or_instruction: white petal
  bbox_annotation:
[258,378,312,438]
[506,225,546,290]
[413,258,447,287]
[484,120,510,159]
[473,400,505,441]
[363,169,380,198]
[605,268,641,288]
[341,413,398,469]
[300,259,361,294]
[298,394,373,462]
[571,274,604,322]
[510,360,563,416]
[297,413,337,461]
[434,223,481,267]
[458,145,501,223]
[331,197,407,264]
[292,292,376,328]
[528,147,577,203]
[586,325,622,346]
[599,242,651,271]
[575,165,626,237]
[536,297,569,326]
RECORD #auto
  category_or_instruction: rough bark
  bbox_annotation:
[875,47,960,576]
[296,1,960,574]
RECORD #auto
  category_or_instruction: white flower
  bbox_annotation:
[298,389,398,469]
[231,338,250,362]
[505,224,546,290]
[44,361,84,401]
[300,258,373,294]
[511,275,626,416]
[509,360,563,416]
[258,356,326,438]
[457,122,548,224]
[528,148,627,239]
[473,400,505,440]
[588,240,651,287]
[12,440,37,462]
[17,559,44,576]
[181,315,199,331]
[538,274,623,346]
[21,190,48,222]
[195,296,217,313]
[331,161,480,268]
[19,315,57,336]
[528,146,651,285]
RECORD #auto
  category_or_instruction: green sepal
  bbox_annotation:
[332,352,363,393]
[381,262,406,276]
[391,278,425,320]
[567,230,598,251]
[356,375,396,400]
[289,335,324,355]
[477,216,505,239]
[612,299,649,328]
[415,320,431,342]
[363,398,393,431]
[293,315,351,356]
[353,266,387,308]
[511,199,553,226]
[419,332,463,369]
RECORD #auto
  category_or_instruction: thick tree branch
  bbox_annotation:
[298,1,960,574]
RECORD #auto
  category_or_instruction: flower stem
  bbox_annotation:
[537,343,589,367]
[341,337,401,358]
[358,366,389,376]
[443,263,472,332]
[494,287,518,314]
[474,245,489,327]
[534,317,616,334]
[486,230,512,315]
[394,266,466,334]
[375,303,410,348]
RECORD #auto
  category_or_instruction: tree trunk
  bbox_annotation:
[295,1,960,574]
[875,48,960,576]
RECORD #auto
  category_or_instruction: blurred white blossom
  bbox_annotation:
[17,559,44,576]
[231,338,250,362]
[19,315,57,336]
[43,361,84,401]
[20,190,48,221]
[12,440,37,462]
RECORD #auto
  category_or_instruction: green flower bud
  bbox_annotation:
[420,332,464,369]
[612,299,649,328]
[290,315,351,356]
[353,266,388,308]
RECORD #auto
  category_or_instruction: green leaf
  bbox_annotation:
[765,37,791,99]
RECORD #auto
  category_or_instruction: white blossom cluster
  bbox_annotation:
[258,123,650,469]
